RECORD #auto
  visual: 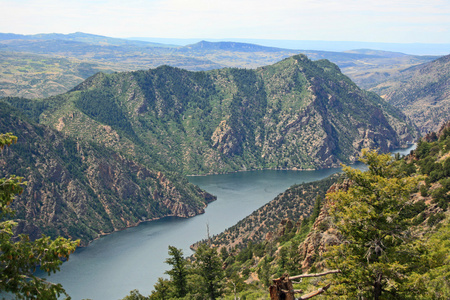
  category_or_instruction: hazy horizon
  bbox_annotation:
[1,0,449,46]
[126,36,450,55]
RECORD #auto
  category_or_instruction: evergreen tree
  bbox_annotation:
[407,219,450,299]
[220,246,229,262]
[310,195,322,225]
[122,289,149,300]
[194,243,224,300]
[258,256,272,287]
[326,149,424,299]
[164,246,188,298]
[149,278,171,300]
[0,133,79,299]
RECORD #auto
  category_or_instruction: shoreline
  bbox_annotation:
[82,143,416,246]
[81,202,210,247]
[186,143,416,177]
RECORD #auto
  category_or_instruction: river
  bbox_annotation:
[38,145,415,300]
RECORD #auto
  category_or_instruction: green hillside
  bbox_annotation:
[0,103,214,246]
[152,122,449,300]
[5,55,417,176]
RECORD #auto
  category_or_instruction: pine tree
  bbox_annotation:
[164,246,188,298]
[0,133,79,299]
[326,149,424,299]
[194,243,224,300]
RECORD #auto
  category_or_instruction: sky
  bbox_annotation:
[1,0,450,44]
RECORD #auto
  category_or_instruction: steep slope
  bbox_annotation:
[297,121,450,272]
[193,123,450,299]
[204,175,341,250]
[371,54,450,135]
[11,54,416,175]
[0,103,214,246]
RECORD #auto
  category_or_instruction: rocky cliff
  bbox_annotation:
[7,55,418,176]
[372,54,450,135]
[0,104,214,246]
[205,175,341,251]
[297,180,350,271]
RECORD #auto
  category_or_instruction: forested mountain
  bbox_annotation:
[0,32,436,99]
[370,54,450,135]
[4,54,417,175]
[0,54,416,247]
[0,103,214,246]
[160,121,450,300]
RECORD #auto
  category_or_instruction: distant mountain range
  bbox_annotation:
[0,32,437,99]
[370,54,450,135]
[128,37,450,56]
[0,32,169,47]
[4,32,448,55]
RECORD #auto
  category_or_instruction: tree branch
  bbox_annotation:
[298,283,331,300]
[288,269,341,280]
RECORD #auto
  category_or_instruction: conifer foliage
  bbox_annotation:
[0,133,79,299]
[326,149,425,299]
[145,244,224,300]
[164,246,188,298]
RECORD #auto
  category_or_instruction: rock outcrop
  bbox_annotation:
[298,180,350,271]
[6,54,418,177]
[378,54,450,135]
[0,104,214,246]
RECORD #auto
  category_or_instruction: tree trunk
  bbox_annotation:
[374,274,382,300]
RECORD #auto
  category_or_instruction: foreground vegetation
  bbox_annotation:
[0,133,78,299]
[124,122,449,299]
[0,121,448,299]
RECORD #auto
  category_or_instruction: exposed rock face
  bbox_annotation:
[276,219,295,237]
[423,120,450,142]
[0,105,214,246]
[9,54,418,177]
[298,180,350,271]
[379,54,450,135]
[211,120,240,156]
[206,176,341,250]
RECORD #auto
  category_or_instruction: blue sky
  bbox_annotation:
[1,0,450,44]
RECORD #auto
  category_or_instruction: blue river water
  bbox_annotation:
[36,145,414,300]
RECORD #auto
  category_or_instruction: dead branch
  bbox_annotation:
[298,283,331,300]
[269,270,340,300]
[281,289,303,294]
[289,269,341,280]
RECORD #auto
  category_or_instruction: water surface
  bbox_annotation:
[40,145,415,299]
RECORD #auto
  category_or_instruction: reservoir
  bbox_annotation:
[40,146,415,300]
